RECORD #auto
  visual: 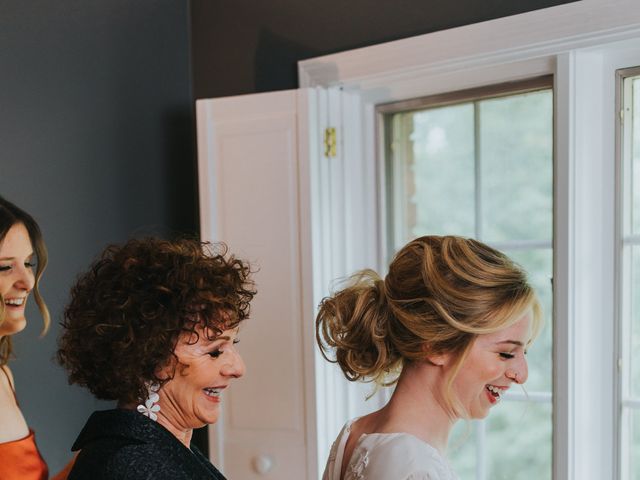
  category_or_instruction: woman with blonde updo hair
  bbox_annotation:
[317,235,542,480]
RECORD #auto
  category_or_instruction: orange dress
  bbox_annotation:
[0,429,48,480]
[0,366,48,480]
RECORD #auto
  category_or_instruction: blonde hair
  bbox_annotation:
[0,196,50,366]
[316,236,542,412]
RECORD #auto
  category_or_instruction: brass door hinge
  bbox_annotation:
[324,127,337,158]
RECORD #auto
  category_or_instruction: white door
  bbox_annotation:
[196,89,320,479]
[196,86,382,479]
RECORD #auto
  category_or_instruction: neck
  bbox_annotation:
[154,394,195,448]
[156,411,193,448]
[119,402,194,448]
[382,361,456,453]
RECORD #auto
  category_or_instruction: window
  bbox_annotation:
[380,78,553,479]
[299,3,640,478]
[618,67,640,480]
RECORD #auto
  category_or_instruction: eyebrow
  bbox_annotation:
[0,253,34,261]
[201,327,240,344]
[202,334,232,345]
[495,340,525,347]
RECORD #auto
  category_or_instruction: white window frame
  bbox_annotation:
[616,66,640,480]
[298,2,640,479]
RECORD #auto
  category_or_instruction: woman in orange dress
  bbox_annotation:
[0,195,50,480]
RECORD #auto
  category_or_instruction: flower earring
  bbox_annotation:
[137,382,161,421]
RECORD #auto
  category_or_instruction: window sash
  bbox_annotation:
[617,67,640,480]
[381,83,554,479]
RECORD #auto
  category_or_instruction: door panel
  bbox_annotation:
[196,89,316,479]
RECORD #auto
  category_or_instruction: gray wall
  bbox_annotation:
[0,0,196,473]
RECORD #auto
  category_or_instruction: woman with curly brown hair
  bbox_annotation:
[58,237,256,480]
[317,236,543,480]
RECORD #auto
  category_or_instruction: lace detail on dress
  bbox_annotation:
[345,449,369,480]
[327,439,338,464]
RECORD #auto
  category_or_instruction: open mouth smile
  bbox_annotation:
[4,297,26,307]
[203,386,227,403]
[485,384,507,404]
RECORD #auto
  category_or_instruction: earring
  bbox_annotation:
[137,382,161,421]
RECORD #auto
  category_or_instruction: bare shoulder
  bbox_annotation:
[0,364,15,389]
[351,410,383,436]
[0,364,29,443]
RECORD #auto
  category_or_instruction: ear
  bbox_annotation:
[154,355,177,381]
[426,351,451,367]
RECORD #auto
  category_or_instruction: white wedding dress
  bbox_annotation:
[323,420,459,480]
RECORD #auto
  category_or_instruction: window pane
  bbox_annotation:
[389,103,475,250]
[620,72,640,480]
[631,245,640,398]
[486,401,552,480]
[449,403,553,480]
[623,408,640,480]
[503,249,553,392]
[449,421,477,479]
[480,90,553,243]
[384,82,553,480]
[633,79,640,235]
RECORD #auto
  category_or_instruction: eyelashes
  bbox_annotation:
[499,350,528,359]
[0,262,36,272]
[208,338,241,359]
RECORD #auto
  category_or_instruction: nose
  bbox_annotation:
[221,348,245,379]
[506,354,528,384]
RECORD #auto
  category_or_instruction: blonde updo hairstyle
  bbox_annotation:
[316,235,542,416]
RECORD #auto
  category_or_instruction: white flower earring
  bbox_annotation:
[137,382,161,421]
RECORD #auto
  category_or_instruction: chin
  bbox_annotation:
[196,408,220,426]
[198,415,219,427]
[0,317,27,336]
[467,406,490,420]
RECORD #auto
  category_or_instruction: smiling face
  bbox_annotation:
[450,311,532,420]
[156,325,245,431]
[0,223,35,338]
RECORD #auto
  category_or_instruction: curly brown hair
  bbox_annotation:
[57,237,256,405]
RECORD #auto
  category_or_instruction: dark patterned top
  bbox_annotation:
[68,409,226,480]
